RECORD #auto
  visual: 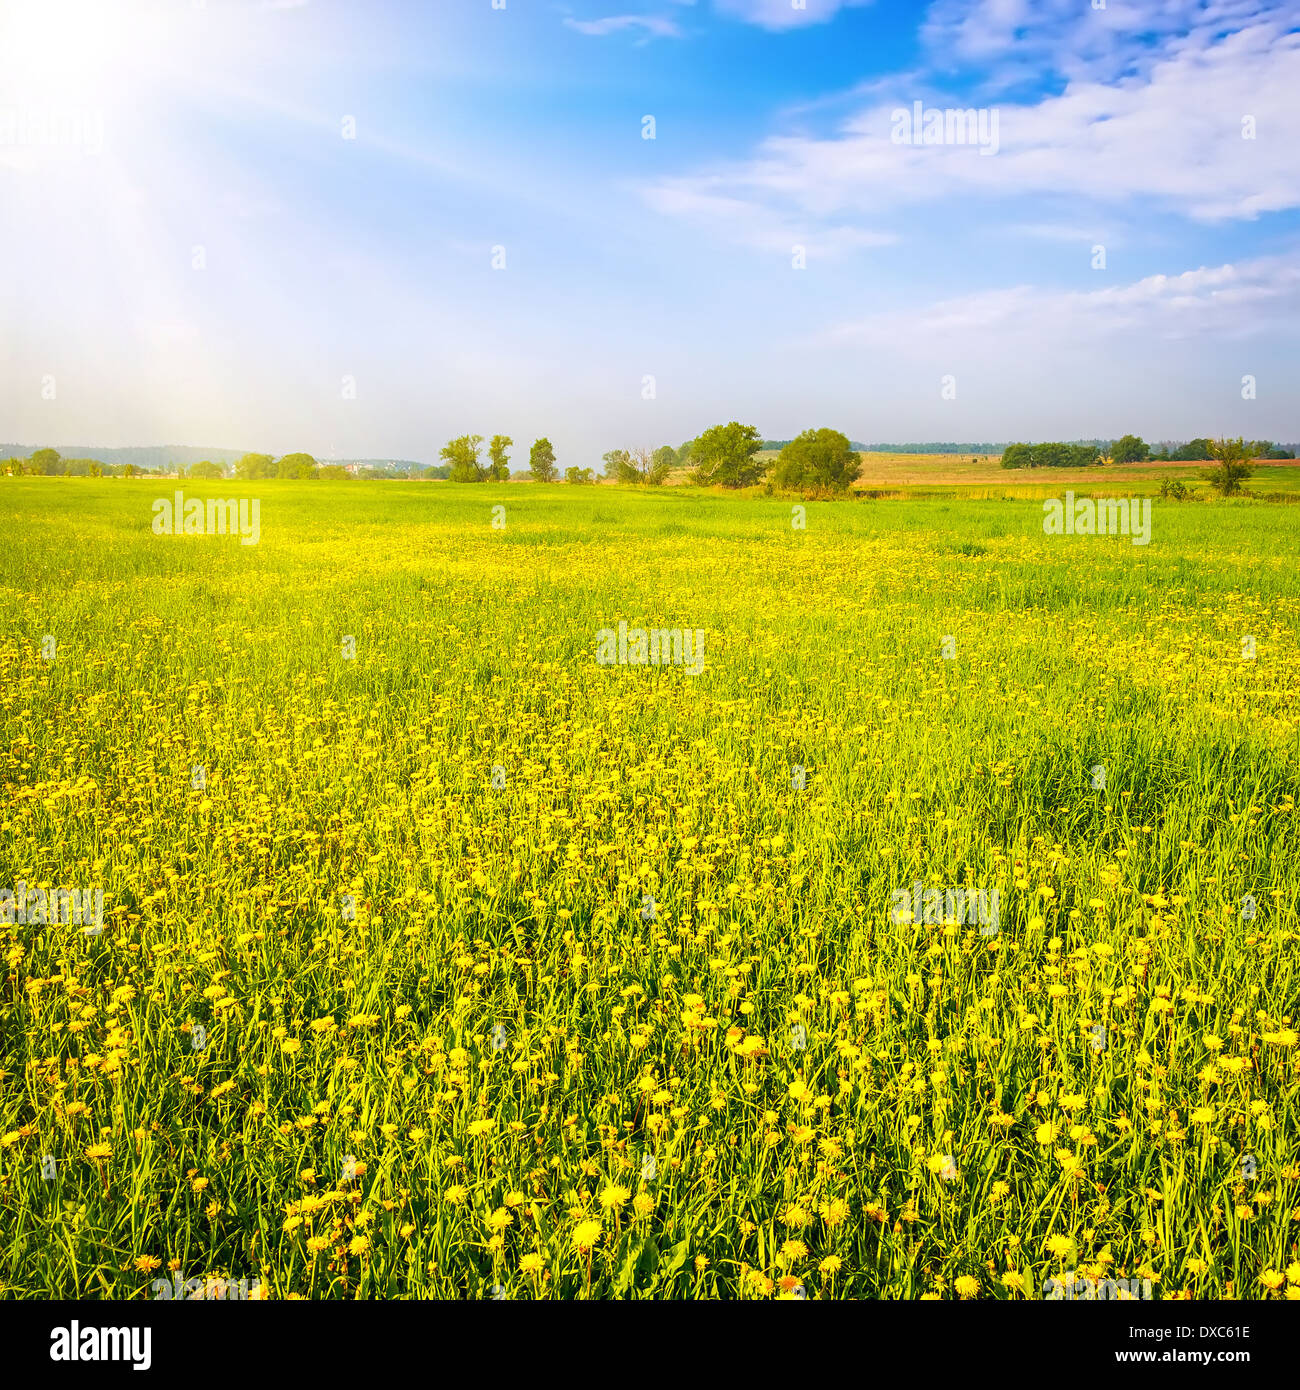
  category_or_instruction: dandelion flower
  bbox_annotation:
[572,1220,603,1253]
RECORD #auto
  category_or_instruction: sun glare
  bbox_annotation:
[2,0,157,90]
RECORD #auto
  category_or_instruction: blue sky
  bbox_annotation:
[1,0,1298,464]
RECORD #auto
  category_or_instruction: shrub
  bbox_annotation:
[772,428,861,492]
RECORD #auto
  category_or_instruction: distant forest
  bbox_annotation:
[0,444,420,474]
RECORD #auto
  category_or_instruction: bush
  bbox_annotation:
[1000,442,1100,469]
[1200,438,1253,497]
[1111,434,1149,464]
[688,422,765,488]
[772,428,861,492]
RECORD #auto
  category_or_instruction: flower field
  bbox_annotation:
[2,478,1298,1299]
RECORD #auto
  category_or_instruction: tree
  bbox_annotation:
[601,447,672,485]
[189,460,224,479]
[235,452,274,480]
[424,464,452,480]
[602,448,637,484]
[441,434,485,482]
[529,437,558,483]
[277,452,319,479]
[689,421,765,487]
[1201,437,1253,496]
[676,440,694,464]
[488,434,512,481]
[1170,438,1212,461]
[1111,434,1149,464]
[649,445,676,484]
[29,448,61,475]
[998,441,1100,469]
[772,428,862,491]
[318,464,350,480]
[565,466,595,484]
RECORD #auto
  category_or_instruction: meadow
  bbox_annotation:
[1,477,1298,1300]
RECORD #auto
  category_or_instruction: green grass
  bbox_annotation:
[1,478,1297,1300]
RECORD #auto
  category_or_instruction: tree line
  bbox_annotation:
[9,431,1293,492]
[1001,434,1293,468]
[436,425,865,492]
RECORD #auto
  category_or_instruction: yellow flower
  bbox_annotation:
[85,1143,112,1161]
[572,1220,603,1252]
[954,1275,980,1299]
[520,1253,545,1275]
[599,1184,630,1210]
[820,1198,850,1227]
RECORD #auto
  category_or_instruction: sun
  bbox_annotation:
[1,0,157,91]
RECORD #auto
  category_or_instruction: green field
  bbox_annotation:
[2,478,1297,1300]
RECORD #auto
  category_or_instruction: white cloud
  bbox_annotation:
[1004,222,1113,244]
[563,14,683,37]
[822,254,1300,346]
[918,0,1300,91]
[711,0,873,30]
[639,180,895,255]
[640,15,1300,235]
